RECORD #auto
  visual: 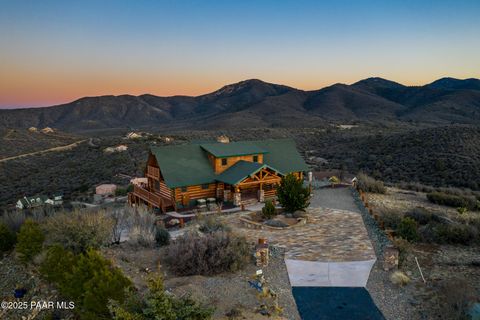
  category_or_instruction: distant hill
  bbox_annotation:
[1,77,479,132]
[313,125,480,190]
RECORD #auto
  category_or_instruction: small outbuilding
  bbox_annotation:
[96,184,117,196]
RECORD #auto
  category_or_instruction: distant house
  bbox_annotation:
[41,127,54,133]
[126,132,142,139]
[96,184,117,196]
[104,145,128,153]
[16,195,49,209]
[45,193,64,206]
[16,194,64,210]
[128,138,309,213]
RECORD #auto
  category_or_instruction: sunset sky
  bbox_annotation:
[1,0,479,108]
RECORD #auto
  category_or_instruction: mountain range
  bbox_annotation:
[1,77,480,132]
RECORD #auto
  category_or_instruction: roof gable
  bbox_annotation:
[150,144,216,188]
[216,160,266,185]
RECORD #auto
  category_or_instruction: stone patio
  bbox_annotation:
[225,207,375,262]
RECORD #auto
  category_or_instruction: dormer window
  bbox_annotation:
[253,155,258,162]
[221,158,228,166]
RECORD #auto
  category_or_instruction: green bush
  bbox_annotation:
[397,217,419,242]
[434,224,479,245]
[198,215,230,234]
[43,210,113,253]
[405,207,434,225]
[40,245,76,284]
[155,226,170,247]
[115,187,128,197]
[427,192,477,210]
[381,210,403,230]
[261,200,276,220]
[357,173,386,194]
[16,219,45,263]
[276,173,311,212]
[0,222,16,253]
[166,231,250,276]
[109,276,214,320]
[61,249,132,319]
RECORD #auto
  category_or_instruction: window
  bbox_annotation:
[155,181,160,190]
[221,158,228,166]
[181,186,187,192]
[253,155,258,162]
[201,184,209,189]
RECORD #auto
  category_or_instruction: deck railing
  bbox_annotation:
[133,184,161,206]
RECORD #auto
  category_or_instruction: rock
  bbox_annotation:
[293,210,307,218]
[285,213,293,218]
[264,219,288,228]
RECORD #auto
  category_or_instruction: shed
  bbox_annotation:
[96,184,117,195]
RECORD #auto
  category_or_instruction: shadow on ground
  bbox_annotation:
[292,287,385,320]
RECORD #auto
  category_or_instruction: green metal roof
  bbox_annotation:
[216,160,266,185]
[150,138,309,188]
[151,144,216,188]
[200,141,267,158]
[254,139,310,174]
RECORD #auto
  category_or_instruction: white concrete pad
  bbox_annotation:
[285,259,376,287]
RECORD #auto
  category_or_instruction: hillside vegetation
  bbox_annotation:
[1,77,480,132]
[313,125,480,190]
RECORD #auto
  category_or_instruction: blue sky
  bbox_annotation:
[1,0,479,107]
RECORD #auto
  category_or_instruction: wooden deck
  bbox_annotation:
[129,184,175,213]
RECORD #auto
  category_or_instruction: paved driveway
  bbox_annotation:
[309,187,360,213]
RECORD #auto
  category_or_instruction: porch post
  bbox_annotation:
[233,186,241,206]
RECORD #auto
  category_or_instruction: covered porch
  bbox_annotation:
[217,160,283,206]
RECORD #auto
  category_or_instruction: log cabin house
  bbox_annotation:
[128,138,309,213]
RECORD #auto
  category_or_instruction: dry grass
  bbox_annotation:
[390,271,410,286]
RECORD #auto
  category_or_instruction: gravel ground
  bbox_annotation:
[104,243,301,320]
[0,252,73,320]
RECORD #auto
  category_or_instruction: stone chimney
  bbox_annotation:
[216,135,230,143]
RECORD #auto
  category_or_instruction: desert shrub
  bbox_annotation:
[109,276,214,320]
[434,224,479,245]
[166,231,250,276]
[427,192,477,210]
[405,207,434,225]
[155,226,170,247]
[436,278,476,320]
[61,249,133,319]
[16,219,45,263]
[129,207,156,247]
[225,307,243,319]
[261,200,276,220]
[393,238,411,267]
[115,187,128,197]
[198,215,230,234]
[381,209,403,230]
[277,173,311,212]
[110,208,131,245]
[357,173,386,194]
[390,271,410,286]
[0,222,16,253]
[43,209,113,253]
[397,217,419,242]
[264,219,288,228]
[39,245,76,284]
[0,210,27,233]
